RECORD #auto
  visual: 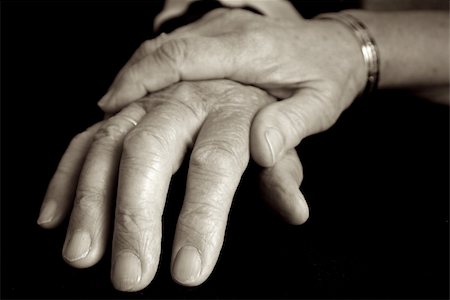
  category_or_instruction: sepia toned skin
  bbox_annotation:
[38,4,449,293]
[37,80,309,291]
[97,8,449,168]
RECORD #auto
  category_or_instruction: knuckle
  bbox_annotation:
[170,81,196,97]
[92,123,127,145]
[156,38,189,67]
[177,203,225,247]
[121,128,170,174]
[120,153,165,181]
[75,188,104,212]
[115,207,155,235]
[163,81,199,104]
[139,39,154,53]
[167,82,209,117]
[69,130,91,147]
[190,140,246,173]
[123,127,170,155]
[182,202,225,224]
[141,81,198,106]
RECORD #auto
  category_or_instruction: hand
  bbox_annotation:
[96,8,367,167]
[37,80,309,291]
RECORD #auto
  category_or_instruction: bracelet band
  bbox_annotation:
[316,13,380,96]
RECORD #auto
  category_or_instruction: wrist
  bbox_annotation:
[315,12,380,97]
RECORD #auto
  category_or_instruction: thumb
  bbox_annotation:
[251,88,342,167]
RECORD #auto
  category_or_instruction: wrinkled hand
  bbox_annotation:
[37,80,308,291]
[97,8,367,168]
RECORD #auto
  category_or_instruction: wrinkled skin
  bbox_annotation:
[97,9,367,168]
[38,80,309,291]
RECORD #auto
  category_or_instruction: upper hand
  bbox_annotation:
[37,80,309,291]
[97,8,367,167]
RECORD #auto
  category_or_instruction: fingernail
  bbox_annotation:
[172,246,202,285]
[265,127,283,165]
[37,200,57,225]
[63,230,91,262]
[112,251,142,291]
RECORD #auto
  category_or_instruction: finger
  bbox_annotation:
[111,31,181,78]
[171,104,254,286]
[97,35,244,113]
[251,87,341,167]
[98,33,171,104]
[118,20,207,68]
[97,24,206,112]
[37,122,103,229]
[128,33,170,65]
[259,149,309,225]
[111,88,207,292]
[124,8,229,68]
[62,104,145,268]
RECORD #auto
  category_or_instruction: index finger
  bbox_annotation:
[97,35,243,113]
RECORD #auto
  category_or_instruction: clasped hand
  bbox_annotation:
[97,8,367,167]
[38,7,368,292]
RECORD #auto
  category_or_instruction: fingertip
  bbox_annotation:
[37,219,59,229]
[259,149,309,225]
[61,229,107,269]
[62,230,92,267]
[111,251,143,292]
[103,79,149,114]
[97,91,118,113]
[37,200,60,229]
[285,192,309,225]
[171,245,202,286]
[264,181,309,226]
[97,89,130,114]
[97,88,112,104]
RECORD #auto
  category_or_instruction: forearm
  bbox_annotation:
[344,10,449,89]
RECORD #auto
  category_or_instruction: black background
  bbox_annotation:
[2,1,449,299]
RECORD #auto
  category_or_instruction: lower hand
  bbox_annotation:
[37,80,309,291]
